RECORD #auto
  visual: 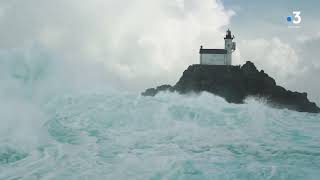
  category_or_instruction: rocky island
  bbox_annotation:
[142,61,320,113]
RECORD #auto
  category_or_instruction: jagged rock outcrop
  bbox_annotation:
[142,61,320,113]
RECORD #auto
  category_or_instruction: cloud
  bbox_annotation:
[2,0,317,104]
[0,0,235,150]
[236,36,320,104]
[237,38,301,85]
[0,0,233,91]
[290,36,320,104]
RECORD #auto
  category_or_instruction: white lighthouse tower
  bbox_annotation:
[224,29,236,65]
[199,29,236,65]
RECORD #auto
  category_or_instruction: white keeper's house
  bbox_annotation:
[199,29,236,65]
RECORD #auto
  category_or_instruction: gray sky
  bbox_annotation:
[0,0,319,104]
[223,0,320,104]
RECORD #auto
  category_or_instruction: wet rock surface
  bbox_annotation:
[142,61,320,113]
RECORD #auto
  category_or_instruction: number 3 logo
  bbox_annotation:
[292,11,301,24]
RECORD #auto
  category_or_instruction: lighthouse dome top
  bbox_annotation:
[224,29,235,40]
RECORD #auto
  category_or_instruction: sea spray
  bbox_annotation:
[1,91,320,179]
[1,49,320,179]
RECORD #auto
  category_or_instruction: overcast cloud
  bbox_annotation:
[0,0,233,90]
[0,0,319,103]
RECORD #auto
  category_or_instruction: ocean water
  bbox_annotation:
[1,91,320,180]
[1,56,320,179]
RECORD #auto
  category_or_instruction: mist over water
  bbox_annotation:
[1,53,320,179]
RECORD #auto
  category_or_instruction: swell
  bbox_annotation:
[0,51,320,179]
[1,91,319,179]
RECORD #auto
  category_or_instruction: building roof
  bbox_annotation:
[199,49,227,54]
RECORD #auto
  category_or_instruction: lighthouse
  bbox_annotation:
[224,29,236,65]
[199,29,236,65]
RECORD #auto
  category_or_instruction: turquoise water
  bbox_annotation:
[1,91,320,179]
[0,57,320,179]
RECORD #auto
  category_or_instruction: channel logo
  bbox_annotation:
[287,11,301,25]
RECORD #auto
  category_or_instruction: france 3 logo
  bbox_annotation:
[287,11,301,28]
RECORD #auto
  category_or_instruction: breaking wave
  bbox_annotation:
[0,49,320,179]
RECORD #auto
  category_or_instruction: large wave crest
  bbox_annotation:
[0,49,320,179]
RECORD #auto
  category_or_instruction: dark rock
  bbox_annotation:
[141,84,173,96]
[142,61,320,113]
